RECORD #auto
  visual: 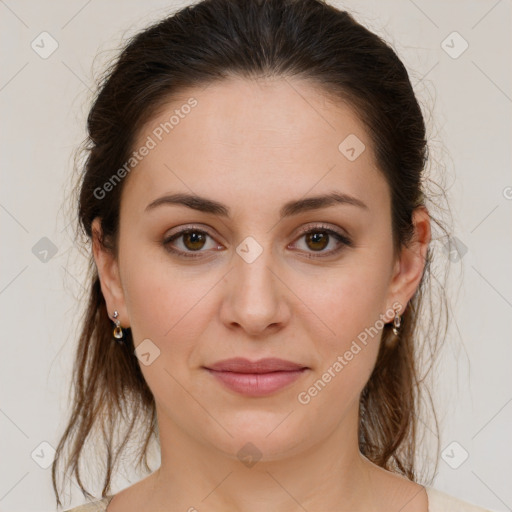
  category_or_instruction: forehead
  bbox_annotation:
[123,76,389,217]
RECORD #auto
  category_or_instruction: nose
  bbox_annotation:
[219,242,291,337]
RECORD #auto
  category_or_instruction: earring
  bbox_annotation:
[392,305,402,336]
[112,310,124,344]
[384,305,402,350]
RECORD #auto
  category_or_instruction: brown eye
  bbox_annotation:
[304,231,329,251]
[163,228,220,258]
[291,225,353,258]
[181,230,207,251]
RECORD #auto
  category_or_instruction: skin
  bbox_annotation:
[92,76,431,512]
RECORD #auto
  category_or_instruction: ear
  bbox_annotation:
[385,206,431,319]
[91,217,130,328]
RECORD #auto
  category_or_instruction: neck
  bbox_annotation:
[146,402,378,512]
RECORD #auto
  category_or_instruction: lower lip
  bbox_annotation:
[205,368,307,397]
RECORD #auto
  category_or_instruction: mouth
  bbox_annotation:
[203,357,309,397]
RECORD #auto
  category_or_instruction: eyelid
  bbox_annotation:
[164,222,350,241]
[288,223,353,256]
[164,223,215,238]
[293,222,350,239]
[162,222,352,258]
[162,224,222,257]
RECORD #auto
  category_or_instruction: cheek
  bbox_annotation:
[122,268,172,343]
[293,260,390,347]
[291,262,389,405]
[120,245,220,352]
[119,250,214,404]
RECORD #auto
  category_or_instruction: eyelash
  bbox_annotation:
[162,223,353,260]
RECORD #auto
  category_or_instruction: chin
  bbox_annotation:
[202,416,313,463]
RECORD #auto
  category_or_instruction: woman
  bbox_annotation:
[53,0,492,510]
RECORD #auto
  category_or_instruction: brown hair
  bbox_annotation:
[53,0,453,506]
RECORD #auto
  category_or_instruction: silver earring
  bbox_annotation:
[112,310,124,343]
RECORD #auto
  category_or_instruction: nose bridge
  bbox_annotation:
[234,233,278,303]
[222,232,287,333]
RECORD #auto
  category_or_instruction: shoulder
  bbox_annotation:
[426,487,494,512]
[63,495,114,512]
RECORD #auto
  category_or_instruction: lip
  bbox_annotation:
[203,358,309,397]
[205,357,307,373]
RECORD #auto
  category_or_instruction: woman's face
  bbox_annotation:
[93,77,428,461]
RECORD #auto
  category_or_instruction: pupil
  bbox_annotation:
[185,232,205,250]
[308,232,328,251]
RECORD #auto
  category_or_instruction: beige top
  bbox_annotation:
[64,486,494,511]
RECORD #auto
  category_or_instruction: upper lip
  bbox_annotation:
[204,357,308,373]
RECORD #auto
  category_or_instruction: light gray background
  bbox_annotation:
[1,1,511,511]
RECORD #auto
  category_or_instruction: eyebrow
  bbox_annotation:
[145,191,369,218]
